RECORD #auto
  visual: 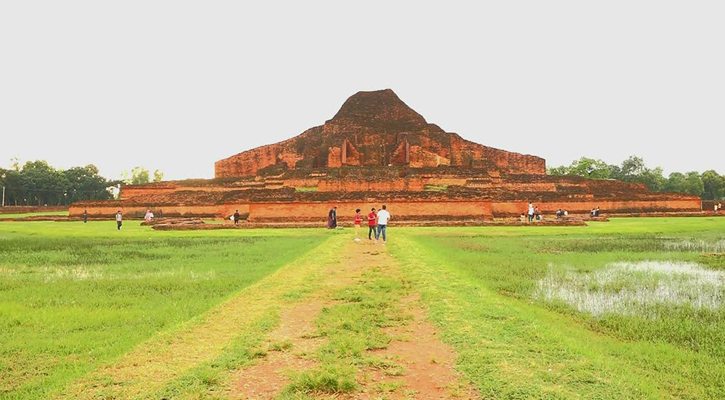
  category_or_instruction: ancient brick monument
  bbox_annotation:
[71,89,701,224]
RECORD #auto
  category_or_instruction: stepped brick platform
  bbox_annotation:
[70,89,702,225]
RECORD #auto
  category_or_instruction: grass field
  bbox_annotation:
[1,217,724,399]
[0,211,68,219]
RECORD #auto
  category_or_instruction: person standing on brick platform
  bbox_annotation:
[115,210,122,230]
[367,208,377,240]
[83,209,88,224]
[234,210,240,225]
[375,205,391,245]
[528,202,535,222]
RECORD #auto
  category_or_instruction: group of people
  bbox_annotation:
[520,202,607,221]
[521,203,580,221]
[329,205,392,244]
[522,202,542,222]
[109,208,164,230]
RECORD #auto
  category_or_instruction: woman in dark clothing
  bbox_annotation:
[328,207,337,229]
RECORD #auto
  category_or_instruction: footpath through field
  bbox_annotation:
[57,233,476,399]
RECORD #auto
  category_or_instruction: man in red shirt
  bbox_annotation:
[367,208,377,241]
[354,209,363,240]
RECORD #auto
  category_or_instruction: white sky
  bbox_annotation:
[1,1,723,180]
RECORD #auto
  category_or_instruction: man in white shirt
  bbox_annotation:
[527,202,535,222]
[375,205,391,245]
[115,210,123,230]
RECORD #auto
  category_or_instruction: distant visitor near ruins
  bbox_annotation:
[71,89,701,223]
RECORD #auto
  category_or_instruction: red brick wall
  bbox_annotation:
[318,178,425,192]
[70,196,702,223]
[492,198,703,217]
[248,201,493,221]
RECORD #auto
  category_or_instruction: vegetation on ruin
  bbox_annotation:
[548,155,725,199]
[424,184,449,192]
[1,217,724,398]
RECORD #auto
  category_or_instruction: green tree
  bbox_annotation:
[64,165,114,203]
[122,167,151,185]
[664,172,703,196]
[701,170,725,200]
[153,170,164,182]
[20,160,69,205]
[547,157,613,179]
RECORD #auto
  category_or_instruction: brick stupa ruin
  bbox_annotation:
[71,89,701,224]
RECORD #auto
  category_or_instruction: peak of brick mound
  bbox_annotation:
[328,89,429,132]
[215,89,546,178]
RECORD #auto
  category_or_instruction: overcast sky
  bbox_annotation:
[1,1,723,180]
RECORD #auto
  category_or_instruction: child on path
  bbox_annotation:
[367,208,377,240]
[115,210,122,230]
[375,205,391,245]
[354,209,362,241]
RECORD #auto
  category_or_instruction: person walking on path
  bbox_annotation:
[233,210,240,225]
[528,202,535,222]
[115,210,122,230]
[375,205,391,245]
[353,209,363,240]
[83,209,88,224]
[328,207,337,229]
[367,208,378,240]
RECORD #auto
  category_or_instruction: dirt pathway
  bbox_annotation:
[231,239,477,399]
[356,294,478,399]
[230,240,366,399]
[233,300,325,398]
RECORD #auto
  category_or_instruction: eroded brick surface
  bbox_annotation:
[214,89,546,177]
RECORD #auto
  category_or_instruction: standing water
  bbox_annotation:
[536,261,725,317]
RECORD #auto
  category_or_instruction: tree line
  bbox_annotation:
[548,156,724,200]
[0,160,163,206]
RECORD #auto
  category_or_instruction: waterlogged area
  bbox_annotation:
[663,238,725,253]
[536,261,725,317]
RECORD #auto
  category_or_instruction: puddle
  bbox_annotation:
[536,261,725,317]
[663,239,725,253]
[36,266,216,282]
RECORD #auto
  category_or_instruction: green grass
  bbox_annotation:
[391,217,725,399]
[423,184,448,192]
[2,217,725,399]
[0,221,327,399]
[295,187,319,192]
[0,210,68,219]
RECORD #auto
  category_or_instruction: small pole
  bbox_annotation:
[1,186,5,207]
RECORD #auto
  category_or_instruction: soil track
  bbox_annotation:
[355,294,478,399]
[233,301,325,398]
[231,239,477,399]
